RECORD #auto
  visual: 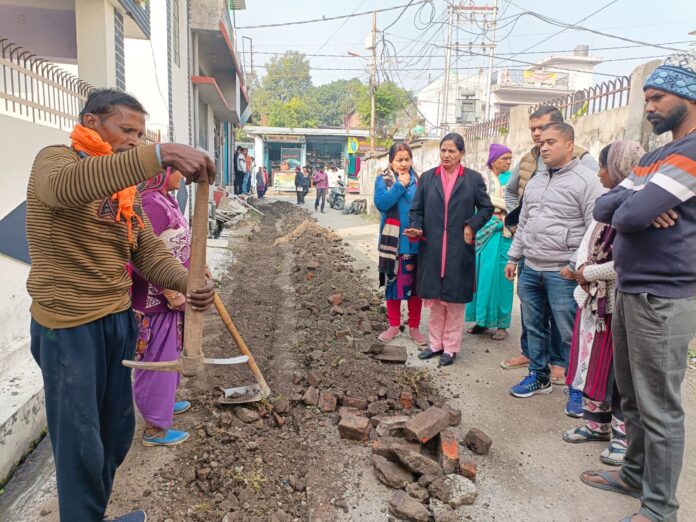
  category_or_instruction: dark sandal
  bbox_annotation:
[580,470,641,499]
[467,325,489,335]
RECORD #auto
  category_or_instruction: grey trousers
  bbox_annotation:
[613,292,696,522]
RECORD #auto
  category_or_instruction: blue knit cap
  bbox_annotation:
[644,51,696,102]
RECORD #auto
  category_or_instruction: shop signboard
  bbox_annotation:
[273,148,302,191]
[264,134,305,143]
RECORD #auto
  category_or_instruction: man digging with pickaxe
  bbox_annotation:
[26,89,217,522]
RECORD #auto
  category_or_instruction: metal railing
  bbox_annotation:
[0,38,162,143]
[462,74,632,143]
[533,75,631,120]
[0,38,92,131]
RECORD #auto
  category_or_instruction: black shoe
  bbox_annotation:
[438,353,456,367]
[418,348,443,360]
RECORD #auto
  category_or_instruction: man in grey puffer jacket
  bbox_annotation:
[504,122,604,404]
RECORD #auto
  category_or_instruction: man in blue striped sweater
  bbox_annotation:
[582,51,696,522]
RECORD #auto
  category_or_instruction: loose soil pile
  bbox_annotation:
[105,201,446,522]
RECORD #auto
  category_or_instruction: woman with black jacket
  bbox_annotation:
[405,133,494,366]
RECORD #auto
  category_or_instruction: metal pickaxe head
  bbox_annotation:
[123,354,250,376]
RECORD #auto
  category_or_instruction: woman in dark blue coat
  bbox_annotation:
[405,133,494,366]
[374,143,427,346]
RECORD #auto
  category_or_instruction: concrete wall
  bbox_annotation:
[361,59,667,213]
[75,0,117,88]
[0,114,69,484]
[171,0,191,145]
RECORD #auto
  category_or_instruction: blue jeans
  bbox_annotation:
[518,266,577,377]
[517,260,563,364]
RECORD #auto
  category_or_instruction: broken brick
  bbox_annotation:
[306,371,322,388]
[376,415,411,437]
[464,428,492,455]
[404,407,451,443]
[341,396,369,410]
[374,344,408,363]
[371,438,422,463]
[318,392,337,413]
[400,389,415,411]
[393,445,443,476]
[328,293,343,306]
[302,386,319,406]
[436,430,460,475]
[338,406,361,418]
[441,404,462,427]
[458,454,477,482]
[372,455,414,489]
[338,415,372,441]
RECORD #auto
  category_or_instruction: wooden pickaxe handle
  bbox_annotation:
[180,179,210,376]
[213,293,271,396]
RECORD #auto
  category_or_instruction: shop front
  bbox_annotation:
[245,126,372,194]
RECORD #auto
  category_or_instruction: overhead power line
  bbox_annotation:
[237,0,431,29]
[499,0,619,66]
[241,40,693,59]
[508,3,687,53]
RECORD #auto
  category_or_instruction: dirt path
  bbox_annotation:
[7,201,447,522]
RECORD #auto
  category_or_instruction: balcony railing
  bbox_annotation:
[0,39,92,131]
[0,38,162,143]
[492,68,570,89]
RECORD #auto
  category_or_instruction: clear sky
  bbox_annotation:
[234,0,696,92]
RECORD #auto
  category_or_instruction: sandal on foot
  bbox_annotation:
[378,326,400,342]
[418,347,443,360]
[143,428,190,447]
[563,425,610,444]
[500,354,529,369]
[173,400,191,415]
[467,324,489,335]
[491,329,508,341]
[600,441,627,466]
[408,327,428,346]
[580,470,641,499]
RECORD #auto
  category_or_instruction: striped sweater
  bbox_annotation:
[593,131,696,298]
[26,144,189,329]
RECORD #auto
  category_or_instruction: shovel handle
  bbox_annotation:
[213,293,271,396]
[181,179,210,376]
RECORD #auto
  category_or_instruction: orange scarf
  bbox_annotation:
[70,124,144,244]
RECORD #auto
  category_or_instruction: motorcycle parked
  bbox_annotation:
[328,178,347,210]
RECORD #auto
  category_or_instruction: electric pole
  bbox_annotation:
[440,3,454,132]
[485,0,499,119]
[370,11,377,156]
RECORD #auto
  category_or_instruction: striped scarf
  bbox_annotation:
[378,169,401,287]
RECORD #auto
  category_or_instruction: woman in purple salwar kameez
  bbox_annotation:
[131,169,192,446]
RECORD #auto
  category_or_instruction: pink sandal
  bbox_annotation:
[378,326,400,342]
[408,327,428,346]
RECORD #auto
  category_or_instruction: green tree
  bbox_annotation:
[356,81,413,138]
[306,79,368,127]
[261,51,312,103]
[266,97,316,128]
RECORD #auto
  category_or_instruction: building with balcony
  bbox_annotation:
[417,45,602,133]
[190,0,249,188]
[0,0,251,484]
